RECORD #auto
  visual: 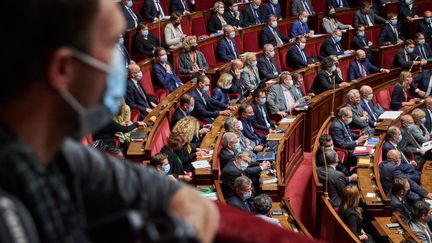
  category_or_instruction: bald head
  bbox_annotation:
[425,96,432,107]
[356,49,366,59]
[401,114,414,128]
[359,85,373,100]
[424,10,432,18]
[387,149,401,165]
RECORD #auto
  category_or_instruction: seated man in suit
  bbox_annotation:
[382,126,421,182]
[119,0,142,29]
[251,89,276,134]
[353,2,386,28]
[257,43,282,81]
[221,151,271,197]
[259,14,291,49]
[327,0,349,9]
[286,36,314,69]
[291,0,314,17]
[191,75,231,124]
[252,194,282,226]
[317,150,351,208]
[267,72,298,116]
[227,59,246,95]
[224,1,243,28]
[408,201,432,242]
[217,25,240,63]
[241,0,264,27]
[349,49,389,82]
[290,11,314,38]
[170,93,195,128]
[141,0,168,22]
[414,32,432,59]
[226,176,255,213]
[378,13,404,46]
[316,134,353,179]
[125,63,158,120]
[389,178,412,223]
[309,56,350,95]
[352,25,375,56]
[413,69,432,98]
[169,0,195,15]
[220,132,239,170]
[419,11,432,42]
[345,89,375,133]
[152,47,183,93]
[379,149,431,201]
[320,30,354,58]
[399,115,426,165]
[359,85,384,125]
[262,0,282,20]
[423,96,432,134]
[291,72,315,102]
[392,39,426,69]
[329,107,368,153]
[238,103,267,146]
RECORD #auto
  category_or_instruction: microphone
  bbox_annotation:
[330,74,336,118]
[409,55,421,73]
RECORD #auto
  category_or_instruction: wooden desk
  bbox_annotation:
[268,199,312,237]
[421,160,432,193]
[372,214,421,243]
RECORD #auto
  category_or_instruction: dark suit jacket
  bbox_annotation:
[290,19,310,38]
[329,118,359,150]
[419,20,432,41]
[415,70,432,93]
[217,37,240,62]
[317,166,347,208]
[212,87,230,105]
[141,0,166,21]
[259,25,290,49]
[423,106,432,134]
[390,83,408,110]
[251,102,275,132]
[262,3,282,19]
[286,44,309,69]
[378,24,403,46]
[339,208,363,236]
[327,0,349,8]
[309,70,344,95]
[360,98,384,125]
[226,194,253,213]
[220,147,235,170]
[221,161,262,197]
[170,108,188,129]
[348,59,380,81]
[240,118,266,145]
[133,34,168,56]
[119,3,142,29]
[392,48,418,69]
[191,88,227,123]
[353,10,386,28]
[224,10,242,27]
[125,79,158,120]
[241,5,264,27]
[399,127,421,154]
[389,193,412,223]
[352,34,373,52]
[257,55,281,81]
[414,44,432,59]
[206,13,224,34]
[382,141,419,180]
[398,2,418,23]
[152,62,182,92]
[160,145,185,177]
[169,0,195,14]
[319,37,345,58]
[291,0,314,16]
[119,44,131,67]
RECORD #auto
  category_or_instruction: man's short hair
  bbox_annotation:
[149,153,168,167]
[233,176,252,190]
[324,150,338,165]
[338,107,351,118]
[197,75,209,84]
[411,200,430,220]
[252,194,273,215]
[404,39,415,46]
[224,116,235,131]
[319,134,332,146]
[263,43,274,52]
[360,1,371,9]
[391,177,408,194]
[387,12,397,19]
[346,89,359,100]
[253,89,264,98]
[321,56,334,70]
[179,93,193,106]
[238,103,250,116]
[154,46,166,56]
[385,126,399,141]
[222,132,237,147]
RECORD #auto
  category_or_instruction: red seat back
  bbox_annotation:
[132,2,144,14]
[181,17,192,36]
[195,0,216,11]
[338,59,351,83]
[130,109,140,122]
[148,21,169,43]
[278,45,291,71]
[191,12,207,37]
[241,25,263,52]
[138,58,167,101]
[150,117,170,155]
[382,47,400,69]
[199,39,218,67]
[81,134,94,146]
[303,68,317,92]
[373,87,392,111]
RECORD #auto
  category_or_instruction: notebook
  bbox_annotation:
[256,151,275,161]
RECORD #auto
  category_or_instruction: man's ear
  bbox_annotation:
[47,47,75,93]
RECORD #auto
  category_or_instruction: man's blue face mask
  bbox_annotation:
[61,47,127,138]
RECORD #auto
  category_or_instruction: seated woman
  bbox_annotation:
[149,153,176,181]
[390,71,418,110]
[160,131,192,182]
[330,55,344,82]
[178,36,209,77]
[241,53,261,93]
[133,22,170,57]
[172,116,209,172]
[339,185,374,242]
[411,108,430,144]
[309,56,349,95]
[164,12,186,49]
[207,1,228,35]
[212,73,233,105]
[322,7,353,34]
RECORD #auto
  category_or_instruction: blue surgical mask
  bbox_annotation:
[238,121,243,131]
[235,141,241,151]
[345,117,353,125]
[253,4,260,9]
[301,17,308,23]
[407,124,416,130]
[335,35,342,42]
[163,164,171,175]
[247,115,255,122]
[239,161,248,170]
[427,18,432,24]
[259,98,266,105]
[391,19,398,26]
[119,37,124,46]
[229,31,236,39]
[405,0,411,4]
[187,105,194,113]
[407,47,414,53]
[160,54,168,63]
[398,134,403,143]
[271,21,278,28]
[141,30,149,37]
[127,0,133,8]
[299,43,306,49]
[331,65,337,72]
[419,39,426,45]
[232,6,239,12]
[242,191,252,200]
[64,47,127,138]
[358,31,365,37]
[269,51,275,58]
[135,71,143,81]
[367,94,373,101]
[201,85,209,93]
[272,0,278,4]
[421,118,426,124]
[251,61,258,67]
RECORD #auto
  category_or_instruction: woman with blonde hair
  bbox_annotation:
[411,108,430,144]
[339,185,374,242]
[390,71,418,110]
[212,73,233,104]
[179,35,209,76]
[241,52,261,93]
[160,130,192,182]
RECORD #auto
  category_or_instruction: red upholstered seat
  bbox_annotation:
[381,47,400,69]
[130,109,140,123]
[150,118,170,155]
[241,25,263,52]
[198,37,225,68]
[138,58,168,101]
[278,45,293,71]
[303,69,317,93]
[195,0,216,11]
[373,87,392,111]
[305,43,317,58]
[336,149,347,165]
[149,21,168,43]
[191,12,207,37]
[274,51,282,71]
[181,17,191,36]
[132,2,144,15]
[338,60,350,83]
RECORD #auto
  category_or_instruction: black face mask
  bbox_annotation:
[174,22,181,27]
[190,45,197,51]
[359,58,366,63]
[329,13,336,18]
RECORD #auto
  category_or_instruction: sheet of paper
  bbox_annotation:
[378,111,403,120]
[192,160,211,169]
[366,193,376,198]
[422,141,432,152]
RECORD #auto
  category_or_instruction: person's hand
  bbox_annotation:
[359,233,368,241]
[150,102,158,108]
[277,111,287,117]
[407,16,413,22]
[219,110,231,116]
[308,92,315,97]
[420,60,428,66]
[199,128,210,135]
[269,128,276,133]
[414,15,419,18]
[419,148,425,155]
[130,60,136,65]
[307,63,315,67]
[260,161,271,170]
[403,101,415,106]
[358,135,368,144]
[349,173,358,182]
[182,34,187,38]
[170,186,219,243]
[203,124,213,129]
[228,105,237,111]
[410,160,417,167]
[418,90,426,97]
[255,145,264,152]
[340,82,350,88]
[137,121,147,128]
[397,39,403,44]
[368,41,373,46]
[426,193,432,200]
[146,108,153,113]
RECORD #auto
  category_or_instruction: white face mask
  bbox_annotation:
[237,121,243,131]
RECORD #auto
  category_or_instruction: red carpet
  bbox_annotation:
[284,152,315,235]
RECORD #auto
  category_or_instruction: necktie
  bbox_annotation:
[361,36,367,46]
[200,92,207,107]
[286,89,295,111]
[359,62,367,77]
[135,82,149,107]
[392,26,398,39]
[269,58,277,74]
[303,0,312,15]
[299,46,307,63]
[405,51,410,61]
[335,42,342,52]
[155,1,165,17]
[271,5,276,15]
[426,76,432,96]
[229,40,237,58]
[342,122,353,141]
[365,101,377,121]
[271,28,284,46]
[181,0,189,12]
[337,0,342,7]
[260,106,271,127]
[365,14,373,26]
[420,45,427,59]
[396,146,409,164]
[126,7,138,27]
[253,9,260,24]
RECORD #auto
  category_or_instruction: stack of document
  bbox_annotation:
[378,111,403,120]
[191,160,211,169]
